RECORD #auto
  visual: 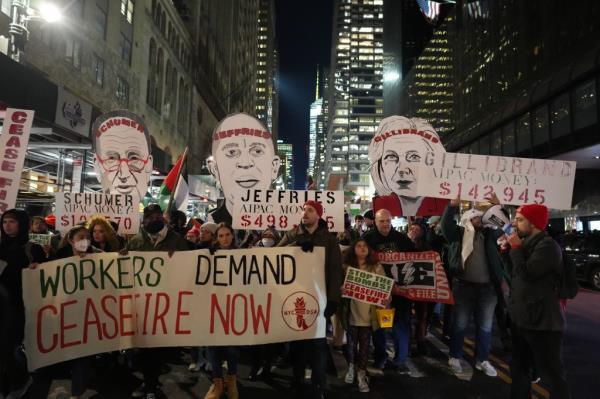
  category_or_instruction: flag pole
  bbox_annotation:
[166,146,188,214]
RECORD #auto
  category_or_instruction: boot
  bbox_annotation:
[225,375,239,399]
[203,378,224,399]
[357,370,369,393]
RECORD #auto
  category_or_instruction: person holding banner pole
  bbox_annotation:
[124,204,189,399]
[278,200,343,399]
[0,209,46,399]
[204,223,240,399]
[363,209,415,373]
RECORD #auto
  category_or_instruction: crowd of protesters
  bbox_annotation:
[0,197,572,399]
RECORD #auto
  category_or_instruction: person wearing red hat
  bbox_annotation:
[507,204,570,398]
[278,200,343,399]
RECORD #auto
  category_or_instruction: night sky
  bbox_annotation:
[275,0,333,189]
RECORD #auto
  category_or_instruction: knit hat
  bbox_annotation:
[304,200,323,218]
[200,222,218,234]
[143,204,163,219]
[517,204,549,230]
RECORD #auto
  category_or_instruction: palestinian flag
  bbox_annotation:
[158,150,189,212]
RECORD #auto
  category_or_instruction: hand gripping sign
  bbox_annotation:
[207,113,281,224]
[369,116,449,217]
[23,247,327,370]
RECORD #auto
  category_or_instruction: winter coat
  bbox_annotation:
[127,226,190,252]
[508,231,565,331]
[278,218,343,303]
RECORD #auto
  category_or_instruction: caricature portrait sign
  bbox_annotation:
[92,110,153,205]
[207,113,281,224]
[369,116,449,217]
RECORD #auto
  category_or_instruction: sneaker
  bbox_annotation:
[395,363,410,375]
[448,357,463,374]
[532,376,541,384]
[475,360,498,377]
[6,376,33,399]
[304,368,312,380]
[143,392,156,399]
[344,363,355,384]
[188,362,200,372]
[131,383,145,398]
[357,371,369,393]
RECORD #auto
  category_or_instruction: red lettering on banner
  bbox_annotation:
[6,136,21,148]
[83,298,102,343]
[142,292,152,335]
[2,161,16,172]
[37,305,58,353]
[175,291,193,335]
[5,148,18,159]
[60,300,81,348]
[231,294,248,336]
[210,293,230,334]
[0,177,12,187]
[119,294,135,336]
[12,111,27,123]
[8,123,23,135]
[152,292,170,335]
[101,295,118,339]
[250,293,271,334]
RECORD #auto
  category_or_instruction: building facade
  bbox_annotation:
[276,139,294,189]
[255,0,278,138]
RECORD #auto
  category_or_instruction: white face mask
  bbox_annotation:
[261,238,275,247]
[74,239,90,253]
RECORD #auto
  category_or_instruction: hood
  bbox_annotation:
[1,208,30,246]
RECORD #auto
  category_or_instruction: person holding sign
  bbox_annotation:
[87,215,122,252]
[340,239,386,393]
[440,197,506,378]
[204,223,240,399]
[369,116,449,217]
[278,200,343,399]
[0,209,46,399]
[207,113,281,225]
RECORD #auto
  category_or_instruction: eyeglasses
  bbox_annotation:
[97,156,150,173]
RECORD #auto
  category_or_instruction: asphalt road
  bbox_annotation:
[32,287,599,399]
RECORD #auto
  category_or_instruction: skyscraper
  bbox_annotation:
[323,0,384,195]
[309,68,323,177]
[277,139,295,189]
[255,0,279,138]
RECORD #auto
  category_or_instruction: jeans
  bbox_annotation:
[373,297,412,366]
[449,280,498,362]
[208,346,240,377]
[346,326,371,371]
[289,338,328,389]
[510,326,570,399]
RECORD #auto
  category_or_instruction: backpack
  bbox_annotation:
[558,250,579,299]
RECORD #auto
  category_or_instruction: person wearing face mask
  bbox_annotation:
[125,204,189,399]
[258,227,280,247]
[0,209,46,399]
[28,226,99,399]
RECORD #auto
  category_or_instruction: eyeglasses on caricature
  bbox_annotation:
[97,154,150,173]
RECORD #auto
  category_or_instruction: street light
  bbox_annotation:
[9,0,63,62]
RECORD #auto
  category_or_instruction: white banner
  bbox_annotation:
[23,247,327,370]
[342,267,393,308]
[0,108,34,214]
[55,192,140,234]
[55,87,92,137]
[232,189,345,232]
[416,152,577,209]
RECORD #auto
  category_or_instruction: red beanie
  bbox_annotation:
[304,200,324,218]
[517,204,549,231]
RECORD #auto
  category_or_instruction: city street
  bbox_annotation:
[38,288,600,399]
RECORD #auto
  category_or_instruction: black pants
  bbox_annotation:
[0,291,29,394]
[30,357,92,397]
[289,338,328,389]
[138,347,170,389]
[510,326,570,399]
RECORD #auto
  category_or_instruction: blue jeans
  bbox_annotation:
[208,346,240,377]
[373,297,412,367]
[449,280,498,362]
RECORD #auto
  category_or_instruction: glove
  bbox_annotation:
[323,301,338,318]
[300,240,314,252]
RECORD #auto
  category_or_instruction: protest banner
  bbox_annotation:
[29,233,53,246]
[416,152,576,209]
[232,189,345,232]
[54,192,140,234]
[0,108,34,214]
[375,251,453,304]
[23,247,327,370]
[342,267,393,308]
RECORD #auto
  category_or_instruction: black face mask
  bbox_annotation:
[145,220,165,234]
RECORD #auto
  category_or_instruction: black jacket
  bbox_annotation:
[508,231,565,331]
[278,218,343,303]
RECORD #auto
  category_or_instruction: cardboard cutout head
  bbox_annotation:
[92,110,153,204]
[207,113,281,220]
[369,116,445,198]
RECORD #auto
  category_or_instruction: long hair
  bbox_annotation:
[87,215,120,252]
[214,222,237,249]
[59,225,89,249]
[344,238,379,272]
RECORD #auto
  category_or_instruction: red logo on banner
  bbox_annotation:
[281,291,319,331]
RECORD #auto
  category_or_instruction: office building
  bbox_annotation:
[255,0,279,138]
[277,139,294,189]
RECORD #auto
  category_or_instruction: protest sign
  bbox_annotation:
[376,251,453,304]
[369,116,448,216]
[23,247,327,370]
[0,108,34,214]
[207,113,281,224]
[232,189,344,232]
[29,233,52,246]
[54,192,140,234]
[416,152,576,209]
[342,267,393,307]
[92,110,153,205]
